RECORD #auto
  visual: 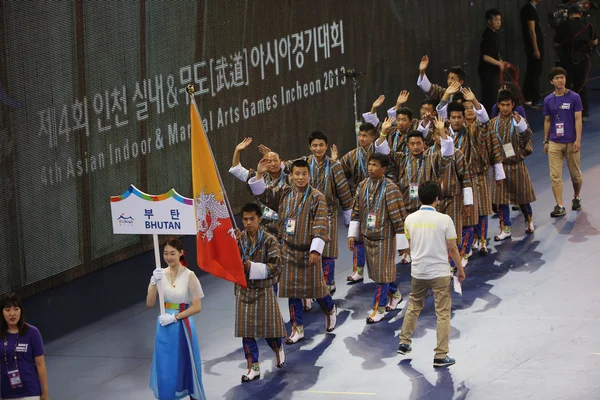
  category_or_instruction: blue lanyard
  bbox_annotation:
[421,206,436,211]
[365,178,386,211]
[455,128,466,149]
[392,131,401,151]
[406,155,423,183]
[310,157,330,197]
[494,117,514,145]
[357,148,367,178]
[242,230,264,262]
[284,186,310,217]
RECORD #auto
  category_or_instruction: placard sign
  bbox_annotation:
[110,185,196,235]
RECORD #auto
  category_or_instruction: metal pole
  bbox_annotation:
[353,77,360,148]
[153,234,166,316]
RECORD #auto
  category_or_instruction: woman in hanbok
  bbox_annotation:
[146,238,206,400]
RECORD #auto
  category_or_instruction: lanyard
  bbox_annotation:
[310,157,330,197]
[392,131,403,151]
[242,230,264,262]
[406,155,423,183]
[455,128,466,149]
[365,178,386,211]
[284,186,310,217]
[494,117,514,145]
[3,333,19,370]
[553,93,563,122]
[357,147,368,178]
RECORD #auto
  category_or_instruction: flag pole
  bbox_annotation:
[186,84,239,230]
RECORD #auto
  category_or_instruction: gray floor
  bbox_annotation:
[44,111,600,399]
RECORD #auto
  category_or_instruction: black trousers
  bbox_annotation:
[563,60,589,117]
[522,52,543,103]
[479,71,499,115]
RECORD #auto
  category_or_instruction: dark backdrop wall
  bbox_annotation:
[0,0,573,296]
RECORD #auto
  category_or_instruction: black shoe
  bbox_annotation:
[511,205,520,211]
[550,205,566,218]
[433,356,456,367]
[397,343,412,354]
[572,197,582,211]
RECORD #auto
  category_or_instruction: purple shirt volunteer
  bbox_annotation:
[543,90,583,143]
[0,324,44,398]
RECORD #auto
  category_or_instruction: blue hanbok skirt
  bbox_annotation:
[150,307,206,400]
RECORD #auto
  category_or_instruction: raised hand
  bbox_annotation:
[257,144,271,156]
[445,81,461,96]
[513,111,522,124]
[419,55,429,72]
[381,116,395,136]
[433,115,445,133]
[348,237,355,251]
[372,95,385,109]
[461,87,477,102]
[235,137,253,152]
[396,90,410,106]
[331,144,339,161]
[256,157,270,175]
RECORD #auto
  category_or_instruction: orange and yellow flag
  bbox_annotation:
[190,101,247,287]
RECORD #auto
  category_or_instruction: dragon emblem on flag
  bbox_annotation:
[195,190,232,242]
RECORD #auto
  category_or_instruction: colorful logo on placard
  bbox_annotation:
[117,214,135,225]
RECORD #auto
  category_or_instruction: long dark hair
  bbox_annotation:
[163,237,187,267]
[0,293,29,338]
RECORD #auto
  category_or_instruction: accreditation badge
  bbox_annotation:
[556,122,565,137]
[285,218,296,234]
[8,369,23,388]
[367,213,376,229]
[409,183,419,200]
[503,143,516,158]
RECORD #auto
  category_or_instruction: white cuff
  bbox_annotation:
[493,163,506,181]
[463,187,474,206]
[514,117,527,133]
[475,104,490,123]
[436,101,448,120]
[387,107,397,120]
[248,176,267,195]
[362,112,380,127]
[310,237,325,255]
[417,73,432,93]
[228,163,250,182]
[396,233,409,250]
[441,137,455,157]
[249,262,269,280]
[348,220,360,238]
[343,209,352,226]
[374,138,391,155]
[280,161,286,170]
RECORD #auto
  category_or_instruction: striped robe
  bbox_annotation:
[235,229,287,338]
[489,116,536,204]
[285,155,353,259]
[253,183,329,299]
[388,150,446,214]
[351,177,407,283]
[425,145,472,235]
[387,129,411,154]
[247,170,289,236]
[411,119,436,147]
[339,144,374,195]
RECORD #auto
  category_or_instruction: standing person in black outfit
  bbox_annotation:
[478,9,508,113]
[521,0,544,107]
[554,4,598,121]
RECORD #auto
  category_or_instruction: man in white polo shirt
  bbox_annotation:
[397,181,466,367]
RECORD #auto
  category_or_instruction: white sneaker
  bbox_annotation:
[386,291,403,311]
[525,220,535,234]
[325,305,337,332]
[347,270,364,283]
[472,239,480,251]
[366,306,386,324]
[242,363,260,382]
[461,256,469,268]
[494,227,511,241]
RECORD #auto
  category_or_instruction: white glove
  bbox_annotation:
[159,314,177,326]
[151,268,164,285]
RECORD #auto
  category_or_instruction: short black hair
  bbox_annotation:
[421,98,438,108]
[406,130,425,142]
[497,89,514,104]
[447,66,466,82]
[241,202,263,218]
[549,66,567,81]
[308,131,328,145]
[368,152,390,168]
[447,101,465,116]
[418,181,441,205]
[397,107,413,120]
[485,8,501,21]
[359,122,377,137]
[452,91,465,103]
[291,159,310,173]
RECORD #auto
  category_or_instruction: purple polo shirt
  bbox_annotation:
[543,90,583,143]
[0,325,44,398]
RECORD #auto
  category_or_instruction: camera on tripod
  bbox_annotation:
[548,0,599,29]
